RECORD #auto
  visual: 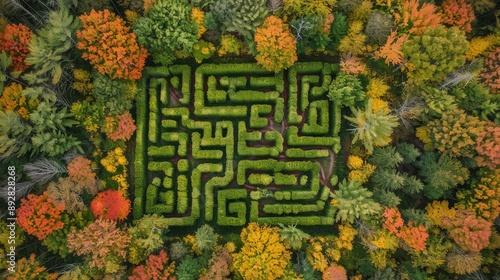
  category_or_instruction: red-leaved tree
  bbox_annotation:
[0,23,33,72]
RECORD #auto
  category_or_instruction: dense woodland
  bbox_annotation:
[0,0,499,279]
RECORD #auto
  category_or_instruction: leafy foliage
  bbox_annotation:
[104,112,137,141]
[129,250,176,279]
[281,0,335,19]
[25,0,80,85]
[0,23,33,72]
[481,48,500,92]
[329,12,348,50]
[67,156,98,193]
[442,209,492,252]
[175,255,202,280]
[338,21,366,56]
[475,122,500,169]
[211,0,268,41]
[456,169,500,221]
[278,223,311,250]
[200,247,232,280]
[254,16,297,73]
[445,250,482,275]
[16,192,65,240]
[439,0,475,33]
[330,179,382,223]
[394,0,441,35]
[402,26,468,85]
[67,218,131,273]
[327,71,365,107]
[345,99,399,154]
[322,264,347,280]
[77,9,147,80]
[6,253,58,280]
[195,224,218,252]
[90,189,131,221]
[133,0,198,65]
[290,16,331,54]
[374,31,408,66]
[425,109,483,158]
[232,222,291,280]
[0,82,39,120]
[128,214,169,264]
[46,177,86,213]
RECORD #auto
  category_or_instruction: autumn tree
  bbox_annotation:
[475,122,500,169]
[16,192,65,240]
[128,214,169,264]
[67,156,98,193]
[254,16,297,73]
[442,209,492,252]
[0,82,39,120]
[46,177,86,213]
[232,223,292,280]
[90,189,131,221]
[456,169,500,221]
[373,31,409,66]
[481,48,500,92]
[402,26,468,85]
[394,0,441,35]
[440,0,475,33]
[129,250,176,280]
[77,9,147,80]
[103,112,137,141]
[67,218,131,273]
[425,109,483,158]
[0,23,33,72]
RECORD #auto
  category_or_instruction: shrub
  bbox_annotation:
[232,223,291,280]
[254,16,297,73]
[77,9,147,80]
[67,218,131,273]
[0,23,33,72]
[133,0,198,65]
[402,26,468,85]
[90,190,131,221]
[16,192,65,240]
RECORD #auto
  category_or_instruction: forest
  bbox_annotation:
[0,0,499,279]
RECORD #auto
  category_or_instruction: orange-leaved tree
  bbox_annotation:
[394,0,441,35]
[67,156,98,193]
[481,48,500,92]
[442,209,492,252]
[129,250,176,280]
[0,23,33,72]
[475,122,500,170]
[103,111,137,141]
[16,192,65,240]
[90,189,131,221]
[77,9,147,80]
[254,16,297,73]
[440,0,475,33]
[373,31,409,66]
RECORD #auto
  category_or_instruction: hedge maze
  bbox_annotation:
[134,62,342,226]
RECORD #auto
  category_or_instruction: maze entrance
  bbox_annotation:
[134,62,342,226]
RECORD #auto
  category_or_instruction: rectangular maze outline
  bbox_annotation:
[134,63,341,226]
